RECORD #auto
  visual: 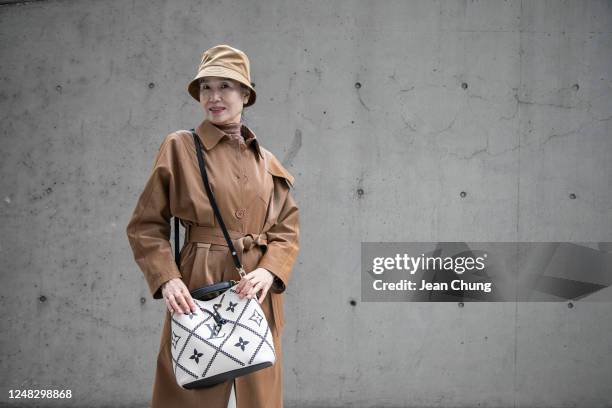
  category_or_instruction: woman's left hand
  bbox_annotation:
[235,267,274,304]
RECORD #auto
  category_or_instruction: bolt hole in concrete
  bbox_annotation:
[349,299,357,306]
[572,83,579,91]
[461,82,468,89]
[140,297,146,304]
[148,82,155,89]
[569,193,576,199]
[568,302,574,309]
[39,295,46,302]
[458,302,464,308]
[357,188,364,197]
[354,82,361,89]
[460,191,467,198]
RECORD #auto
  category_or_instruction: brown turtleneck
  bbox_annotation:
[212,122,249,146]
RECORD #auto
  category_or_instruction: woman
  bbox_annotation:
[126,44,300,408]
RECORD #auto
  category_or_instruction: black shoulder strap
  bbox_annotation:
[174,216,180,267]
[173,130,245,276]
[190,130,245,276]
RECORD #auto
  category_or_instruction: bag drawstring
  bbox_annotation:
[200,308,227,326]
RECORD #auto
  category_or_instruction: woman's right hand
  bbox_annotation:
[161,278,197,314]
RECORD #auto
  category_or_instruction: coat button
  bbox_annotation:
[235,208,246,219]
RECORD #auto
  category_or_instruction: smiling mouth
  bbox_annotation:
[210,107,226,112]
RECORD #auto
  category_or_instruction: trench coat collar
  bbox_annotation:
[194,119,263,160]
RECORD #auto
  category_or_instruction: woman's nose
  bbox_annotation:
[208,90,222,101]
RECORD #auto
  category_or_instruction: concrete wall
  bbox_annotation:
[1,0,611,406]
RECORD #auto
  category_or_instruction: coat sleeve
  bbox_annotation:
[257,153,300,294]
[126,134,182,299]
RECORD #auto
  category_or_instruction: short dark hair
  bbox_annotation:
[240,83,251,106]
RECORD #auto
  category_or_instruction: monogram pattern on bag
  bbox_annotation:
[205,322,226,340]
[234,337,249,351]
[201,292,250,378]
[171,317,245,380]
[226,301,238,312]
[190,348,203,364]
[171,288,275,381]
[171,332,181,349]
[248,309,263,326]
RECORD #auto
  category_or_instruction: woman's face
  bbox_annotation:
[199,76,250,125]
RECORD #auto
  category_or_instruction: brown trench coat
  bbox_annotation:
[125,118,300,408]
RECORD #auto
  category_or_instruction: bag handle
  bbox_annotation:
[190,281,237,301]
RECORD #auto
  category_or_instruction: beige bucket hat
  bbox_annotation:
[187,44,257,107]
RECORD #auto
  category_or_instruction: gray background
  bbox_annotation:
[1,0,611,407]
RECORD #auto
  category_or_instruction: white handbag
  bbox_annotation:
[169,130,276,389]
[170,282,275,388]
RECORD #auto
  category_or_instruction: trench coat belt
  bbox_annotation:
[185,225,268,257]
